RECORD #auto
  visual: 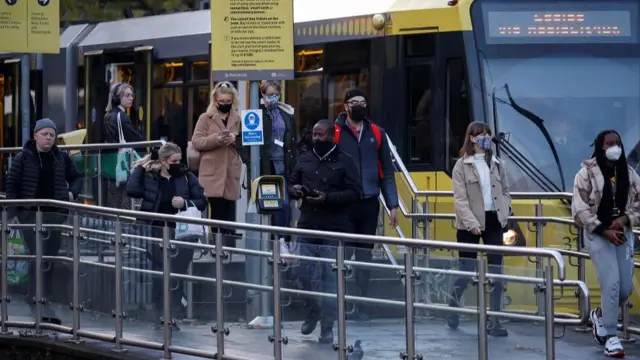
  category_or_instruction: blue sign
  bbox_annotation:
[241,109,264,146]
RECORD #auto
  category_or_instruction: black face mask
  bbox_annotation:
[313,140,334,156]
[167,163,182,177]
[348,105,368,122]
[218,103,232,114]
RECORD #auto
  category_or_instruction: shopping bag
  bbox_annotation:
[175,202,206,239]
[115,112,141,187]
[187,141,201,171]
[7,229,28,285]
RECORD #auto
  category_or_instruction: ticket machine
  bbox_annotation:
[249,175,286,215]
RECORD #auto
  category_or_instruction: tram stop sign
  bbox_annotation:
[241,110,264,146]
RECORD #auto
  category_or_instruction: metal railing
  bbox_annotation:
[0,199,588,360]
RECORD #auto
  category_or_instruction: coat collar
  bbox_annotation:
[463,154,500,164]
[207,108,240,130]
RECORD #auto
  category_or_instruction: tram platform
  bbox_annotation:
[2,301,639,360]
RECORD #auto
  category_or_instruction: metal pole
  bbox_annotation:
[69,213,83,343]
[112,219,127,353]
[34,210,43,335]
[535,201,545,316]
[336,240,347,360]
[272,234,282,359]
[20,54,31,145]
[620,302,635,343]
[186,263,194,321]
[544,262,555,360]
[0,209,10,335]
[403,251,416,360]
[260,215,270,318]
[574,231,590,333]
[249,80,260,182]
[477,257,488,360]
[97,150,103,207]
[215,232,225,357]
[162,225,172,360]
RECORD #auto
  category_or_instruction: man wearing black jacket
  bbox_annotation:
[335,88,399,320]
[6,118,83,323]
[288,119,362,344]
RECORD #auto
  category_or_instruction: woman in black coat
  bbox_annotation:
[126,142,207,329]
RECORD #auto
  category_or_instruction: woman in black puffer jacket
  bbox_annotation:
[126,142,207,329]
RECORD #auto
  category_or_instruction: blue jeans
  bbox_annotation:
[296,238,338,327]
[273,170,290,237]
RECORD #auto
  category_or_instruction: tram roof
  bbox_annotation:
[61,24,93,49]
[78,0,459,58]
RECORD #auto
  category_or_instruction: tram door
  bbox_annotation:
[84,48,153,143]
[0,60,22,192]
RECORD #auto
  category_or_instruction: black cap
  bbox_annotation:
[344,88,367,103]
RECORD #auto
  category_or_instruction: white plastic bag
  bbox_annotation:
[115,112,136,187]
[175,202,206,239]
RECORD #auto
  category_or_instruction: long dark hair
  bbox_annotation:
[592,129,629,212]
[460,121,493,165]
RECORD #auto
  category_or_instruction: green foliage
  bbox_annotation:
[60,0,195,24]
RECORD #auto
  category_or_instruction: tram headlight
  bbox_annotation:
[503,229,518,246]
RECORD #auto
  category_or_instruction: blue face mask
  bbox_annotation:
[473,136,492,150]
[266,95,280,106]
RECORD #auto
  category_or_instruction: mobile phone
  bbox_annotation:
[618,232,628,243]
[301,186,317,197]
[220,129,231,135]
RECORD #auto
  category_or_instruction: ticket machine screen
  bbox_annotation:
[258,182,283,212]
[261,184,278,196]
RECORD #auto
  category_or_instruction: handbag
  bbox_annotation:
[115,112,140,187]
[175,201,206,240]
[187,141,201,171]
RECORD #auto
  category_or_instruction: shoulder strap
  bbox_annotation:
[334,124,341,144]
[370,124,382,150]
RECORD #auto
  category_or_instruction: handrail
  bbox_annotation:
[0,140,166,154]
[0,199,567,280]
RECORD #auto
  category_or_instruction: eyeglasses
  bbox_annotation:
[122,93,135,99]
[347,101,367,107]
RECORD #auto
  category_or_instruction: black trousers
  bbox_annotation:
[208,197,237,247]
[346,196,380,297]
[23,226,63,302]
[451,211,505,311]
[148,227,196,320]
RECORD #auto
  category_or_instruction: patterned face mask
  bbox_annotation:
[473,135,492,150]
[266,95,280,105]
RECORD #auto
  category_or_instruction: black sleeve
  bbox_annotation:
[126,166,146,198]
[186,172,208,212]
[63,152,84,199]
[118,111,144,143]
[325,154,362,205]
[288,162,302,200]
[6,152,24,200]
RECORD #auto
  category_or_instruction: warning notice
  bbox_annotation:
[211,0,294,81]
[0,0,60,54]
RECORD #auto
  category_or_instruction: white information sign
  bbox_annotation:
[241,109,264,146]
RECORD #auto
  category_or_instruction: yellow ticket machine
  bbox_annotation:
[249,175,286,214]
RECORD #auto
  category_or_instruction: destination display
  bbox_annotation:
[485,9,637,44]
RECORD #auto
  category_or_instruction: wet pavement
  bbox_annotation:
[2,301,640,359]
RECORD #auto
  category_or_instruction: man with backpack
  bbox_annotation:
[334,88,399,320]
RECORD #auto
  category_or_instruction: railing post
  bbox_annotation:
[112,218,127,353]
[162,224,172,360]
[97,149,103,207]
[0,209,11,335]
[214,232,226,357]
[544,262,555,360]
[335,239,347,360]
[68,212,83,344]
[477,257,488,360]
[400,249,420,360]
[34,209,43,336]
[271,235,283,359]
[574,230,590,333]
[421,201,431,314]
[535,201,545,316]
[620,301,636,343]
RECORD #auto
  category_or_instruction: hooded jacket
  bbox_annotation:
[334,113,399,209]
[260,101,298,175]
[6,140,83,219]
[572,157,640,234]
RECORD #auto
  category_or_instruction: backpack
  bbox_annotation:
[334,123,385,179]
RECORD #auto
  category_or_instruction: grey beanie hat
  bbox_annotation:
[34,118,57,133]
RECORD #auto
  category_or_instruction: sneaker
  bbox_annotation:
[318,326,333,344]
[604,336,625,358]
[446,296,460,330]
[487,317,508,337]
[590,308,607,345]
[301,310,320,335]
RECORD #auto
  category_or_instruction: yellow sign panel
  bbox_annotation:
[0,0,60,54]
[211,0,294,81]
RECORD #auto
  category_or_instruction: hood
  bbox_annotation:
[334,112,371,126]
[581,158,598,169]
[260,98,295,116]
[22,139,59,155]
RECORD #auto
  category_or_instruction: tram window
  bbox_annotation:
[404,34,436,58]
[327,70,369,121]
[325,40,369,69]
[191,61,209,81]
[406,65,433,164]
[152,87,186,146]
[446,58,470,169]
[154,62,184,84]
[77,66,85,129]
[295,49,323,72]
[286,75,323,138]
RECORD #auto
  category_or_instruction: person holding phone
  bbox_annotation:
[572,129,640,358]
[288,119,362,344]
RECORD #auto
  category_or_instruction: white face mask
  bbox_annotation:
[605,145,623,161]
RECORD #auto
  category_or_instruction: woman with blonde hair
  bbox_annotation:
[191,81,243,242]
[126,142,207,329]
[447,121,511,337]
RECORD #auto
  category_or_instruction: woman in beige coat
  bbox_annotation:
[447,121,511,337]
[191,82,243,239]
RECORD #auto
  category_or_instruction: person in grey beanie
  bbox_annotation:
[6,118,83,324]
